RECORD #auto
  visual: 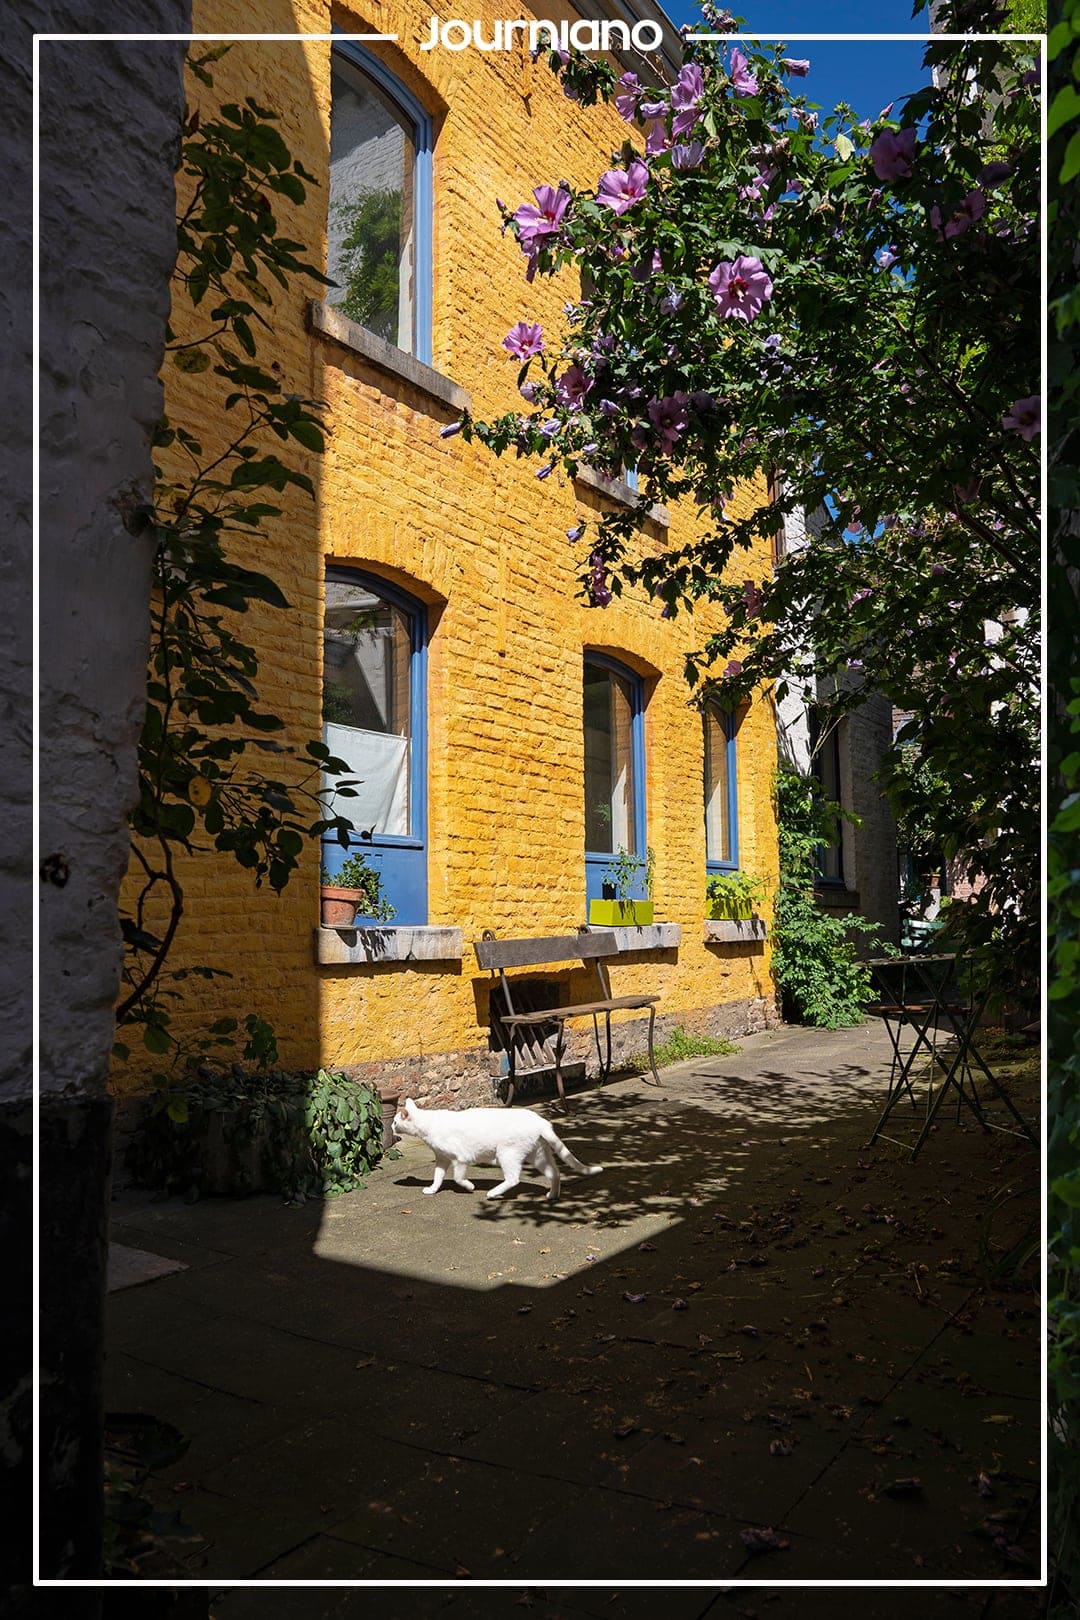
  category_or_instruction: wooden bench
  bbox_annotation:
[474,928,662,1111]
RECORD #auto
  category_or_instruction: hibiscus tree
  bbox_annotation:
[454,2,1040,987]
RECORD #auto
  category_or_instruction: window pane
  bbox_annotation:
[328,55,415,352]
[323,578,411,836]
[584,664,636,854]
[816,733,843,881]
[704,708,733,864]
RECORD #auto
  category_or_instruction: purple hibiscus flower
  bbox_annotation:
[502,321,545,359]
[1002,395,1040,441]
[648,390,690,451]
[589,551,612,607]
[729,47,758,96]
[875,245,899,270]
[645,118,670,156]
[942,188,986,239]
[708,254,773,321]
[671,62,704,112]
[870,126,916,181]
[614,72,642,121]
[660,284,684,314]
[784,58,810,75]
[981,160,1013,188]
[672,140,705,169]
[555,364,593,409]
[512,184,570,250]
[598,159,649,214]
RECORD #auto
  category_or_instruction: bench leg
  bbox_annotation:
[553,1022,568,1113]
[644,1005,662,1088]
[505,1039,517,1107]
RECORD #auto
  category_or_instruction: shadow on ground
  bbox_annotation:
[105,1023,1042,1592]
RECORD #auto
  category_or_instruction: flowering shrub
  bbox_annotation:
[454,1,1039,989]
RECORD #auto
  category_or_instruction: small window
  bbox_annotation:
[704,704,739,873]
[321,568,427,923]
[328,40,433,360]
[813,726,844,884]
[583,655,647,905]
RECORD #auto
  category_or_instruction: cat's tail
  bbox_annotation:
[542,1122,603,1177]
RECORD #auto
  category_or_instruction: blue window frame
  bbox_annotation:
[321,568,427,924]
[704,704,739,874]
[583,654,647,907]
[812,725,844,885]
[329,35,433,363]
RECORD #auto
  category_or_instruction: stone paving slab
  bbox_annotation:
[106,1021,1042,1587]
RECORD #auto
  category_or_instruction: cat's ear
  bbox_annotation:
[403,1097,416,1114]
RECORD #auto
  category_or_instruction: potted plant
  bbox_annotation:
[320,852,396,926]
[706,871,766,921]
[589,845,655,927]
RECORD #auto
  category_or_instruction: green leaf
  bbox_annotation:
[288,418,325,452]
[1061,127,1080,185]
[144,1024,172,1055]
[172,349,212,373]
[1049,84,1080,140]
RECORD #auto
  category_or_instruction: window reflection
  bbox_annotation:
[328,53,416,352]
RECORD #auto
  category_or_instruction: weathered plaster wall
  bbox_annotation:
[31,6,190,1579]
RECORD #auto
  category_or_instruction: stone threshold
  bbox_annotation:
[315,925,464,965]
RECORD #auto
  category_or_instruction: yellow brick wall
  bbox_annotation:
[115,0,779,1097]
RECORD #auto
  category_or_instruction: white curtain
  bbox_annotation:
[323,722,409,836]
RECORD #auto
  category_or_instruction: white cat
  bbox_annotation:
[391,1098,603,1202]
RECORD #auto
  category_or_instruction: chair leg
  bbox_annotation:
[553,1022,568,1113]
[644,1006,662,1088]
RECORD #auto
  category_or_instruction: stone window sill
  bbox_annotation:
[705,917,768,945]
[307,301,471,415]
[582,922,681,952]
[315,925,463,966]
[574,465,669,527]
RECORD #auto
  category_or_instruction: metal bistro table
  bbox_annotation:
[864,953,1037,1161]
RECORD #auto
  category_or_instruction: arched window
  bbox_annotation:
[328,38,433,361]
[704,703,739,874]
[583,655,647,907]
[321,568,427,923]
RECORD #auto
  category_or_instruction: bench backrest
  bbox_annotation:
[473,931,618,972]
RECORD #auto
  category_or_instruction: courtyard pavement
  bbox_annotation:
[104,1020,1043,1611]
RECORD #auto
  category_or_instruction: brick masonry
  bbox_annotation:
[117,0,782,1104]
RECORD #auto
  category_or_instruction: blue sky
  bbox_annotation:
[662,1,934,125]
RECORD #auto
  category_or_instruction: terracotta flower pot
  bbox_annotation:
[320,886,360,926]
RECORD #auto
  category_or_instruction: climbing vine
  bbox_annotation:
[114,51,356,1112]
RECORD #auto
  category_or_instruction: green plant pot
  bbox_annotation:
[589,899,654,926]
[708,899,754,921]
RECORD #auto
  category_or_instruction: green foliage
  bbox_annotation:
[1049,1,1080,1605]
[706,869,766,918]
[333,187,404,338]
[116,55,358,1072]
[125,1065,387,1200]
[628,1024,739,1073]
[602,844,654,900]
[466,3,1039,992]
[771,767,878,1028]
[321,852,396,920]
